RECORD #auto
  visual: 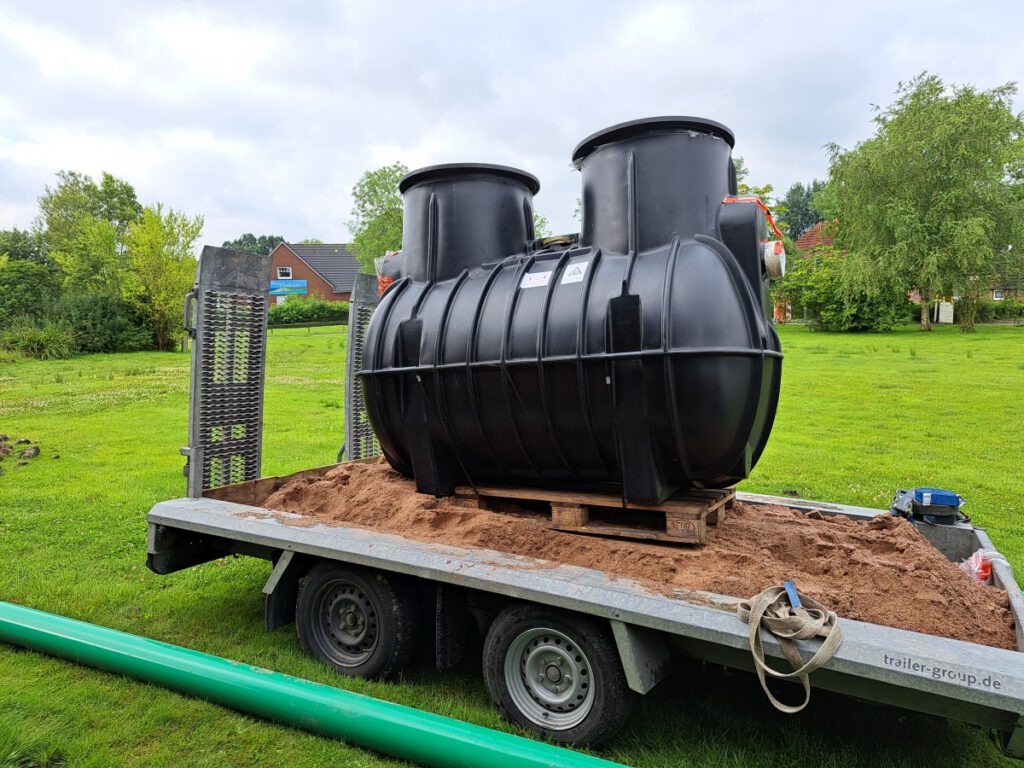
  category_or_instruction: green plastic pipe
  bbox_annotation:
[0,601,623,768]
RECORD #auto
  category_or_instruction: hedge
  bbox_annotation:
[268,295,349,326]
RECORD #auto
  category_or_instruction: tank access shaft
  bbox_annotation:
[0,601,622,768]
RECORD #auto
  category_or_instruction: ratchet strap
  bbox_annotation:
[736,585,843,714]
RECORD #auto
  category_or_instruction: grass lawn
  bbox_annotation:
[0,322,1021,767]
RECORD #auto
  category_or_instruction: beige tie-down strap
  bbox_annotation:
[737,585,844,714]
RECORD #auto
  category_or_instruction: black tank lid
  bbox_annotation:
[571,116,736,164]
[399,163,540,195]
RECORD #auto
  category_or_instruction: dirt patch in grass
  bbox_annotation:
[263,460,1017,651]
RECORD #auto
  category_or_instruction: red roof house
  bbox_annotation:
[793,221,835,252]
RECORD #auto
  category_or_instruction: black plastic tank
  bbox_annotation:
[360,117,782,504]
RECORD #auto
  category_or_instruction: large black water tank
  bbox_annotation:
[361,117,782,504]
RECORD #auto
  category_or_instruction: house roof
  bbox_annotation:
[283,243,360,293]
[794,221,835,251]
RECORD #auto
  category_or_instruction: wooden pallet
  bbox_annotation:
[453,485,735,545]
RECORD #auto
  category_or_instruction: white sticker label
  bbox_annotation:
[561,260,589,284]
[520,271,552,289]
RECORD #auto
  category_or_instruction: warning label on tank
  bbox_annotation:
[520,271,552,289]
[561,260,589,284]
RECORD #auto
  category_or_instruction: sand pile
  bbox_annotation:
[263,460,1017,651]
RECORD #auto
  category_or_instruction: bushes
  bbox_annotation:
[966,298,1024,324]
[0,260,61,320]
[0,288,153,359]
[57,292,153,353]
[268,295,349,326]
[0,317,74,359]
[773,249,909,332]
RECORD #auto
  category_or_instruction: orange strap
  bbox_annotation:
[722,195,785,240]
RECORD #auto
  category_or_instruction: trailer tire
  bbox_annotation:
[296,562,417,680]
[483,604,636,746]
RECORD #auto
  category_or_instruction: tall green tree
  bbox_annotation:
[36,170,141,257]
[827,73,1024,330]
[222,233,284,255]
[347,162,407,273]
[35,170,142,291]
[124,205,204,350]
[780,180,825,240]
[0,228,47,263]
[52,217,123,294]
[96,172,144,245]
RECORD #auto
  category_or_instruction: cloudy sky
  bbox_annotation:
[1,0,1022,247]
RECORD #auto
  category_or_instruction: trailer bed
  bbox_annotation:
[147,485,1024,758]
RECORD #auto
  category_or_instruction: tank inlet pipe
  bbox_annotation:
[0,601,623,768]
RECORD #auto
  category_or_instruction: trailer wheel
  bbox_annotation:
[483,604,636,746]
[296,562,417,680]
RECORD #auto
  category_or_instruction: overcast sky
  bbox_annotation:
[1,0,1022,247]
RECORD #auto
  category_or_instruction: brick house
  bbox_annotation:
[267,242,361,303]
[988,277,1021,302]
[793,220,835,252]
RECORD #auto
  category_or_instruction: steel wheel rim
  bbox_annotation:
[313,579,379,666]
[504,626,595,730]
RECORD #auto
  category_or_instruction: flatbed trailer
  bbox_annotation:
[146,466,1024,758]
[155,247,1023,757]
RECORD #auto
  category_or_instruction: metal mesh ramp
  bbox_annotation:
[344,272,381,461]
[183,246,272,497]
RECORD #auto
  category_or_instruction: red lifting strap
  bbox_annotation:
[722,195,785,240]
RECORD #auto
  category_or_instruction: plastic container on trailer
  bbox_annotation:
[360,117,782,504]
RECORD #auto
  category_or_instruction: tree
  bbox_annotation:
[347,162,407,273]
[0,258,62,322]
[124,205,204,350]
[533,213,551,238]
[51,216,123,294]
[222,233,284,255]
[733,156,787,225]
[96,172,143,245]
[36,170,140,257]
[826,73,1024,331]
[36,171,101,256]
[780,180,825,240]
[0,228,47,263]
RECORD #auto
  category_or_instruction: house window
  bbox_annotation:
[277,267,292,279]
[993,289,1005,301]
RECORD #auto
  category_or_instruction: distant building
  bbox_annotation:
[988,277,1020,302]
[793,220,835,252]
[267,243,361,303]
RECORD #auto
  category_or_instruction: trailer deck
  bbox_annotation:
[147,484,1024,758]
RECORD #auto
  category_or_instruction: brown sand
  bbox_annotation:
[263,460,1017,651]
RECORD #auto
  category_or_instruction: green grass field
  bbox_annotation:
[0,323,1021,767]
